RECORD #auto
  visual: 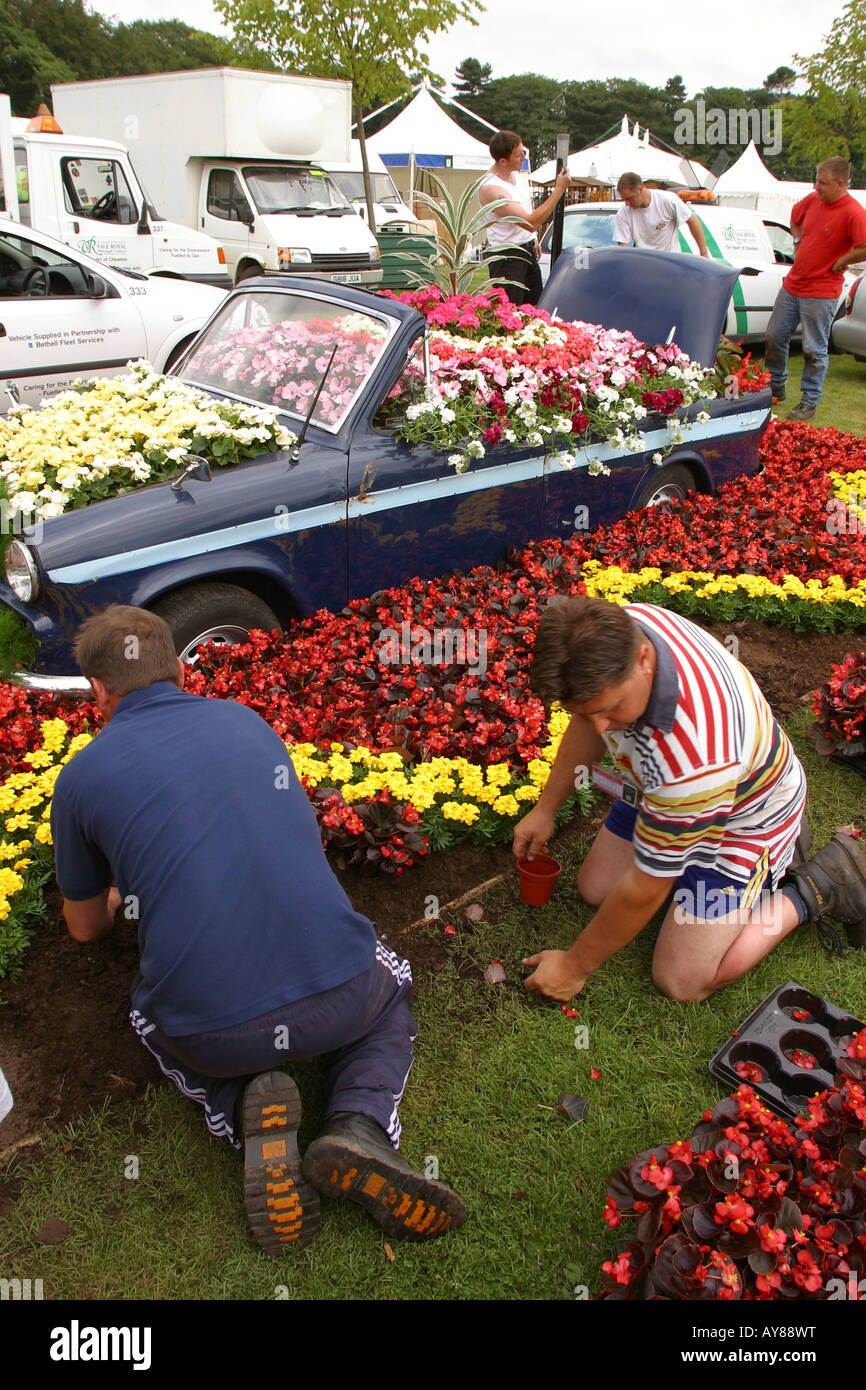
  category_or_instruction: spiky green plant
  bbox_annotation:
[387,170,531,295]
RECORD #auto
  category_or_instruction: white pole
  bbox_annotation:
[0,95,20,222]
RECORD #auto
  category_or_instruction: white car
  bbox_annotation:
[831,275,866,361]
[539,202,853,345]
[0,217,227,410]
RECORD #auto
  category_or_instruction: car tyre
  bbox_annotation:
[151,582,282,665]
[634,462,695,509]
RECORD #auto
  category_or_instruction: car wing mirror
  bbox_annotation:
[6,380,21,407]
[169,454,212,491]
[737,265,761,277]
[84,271,107,298]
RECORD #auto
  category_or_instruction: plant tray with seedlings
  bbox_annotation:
[709,981,864,1120]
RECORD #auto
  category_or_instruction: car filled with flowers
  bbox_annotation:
[0,251,772,685]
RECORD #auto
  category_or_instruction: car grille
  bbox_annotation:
[309,252,375,271]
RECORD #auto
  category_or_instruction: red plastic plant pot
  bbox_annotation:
[517,854,562,906]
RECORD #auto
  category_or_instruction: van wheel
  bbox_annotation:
[634,463,695,509]
[151,583,282,665]
[236,262,264,284]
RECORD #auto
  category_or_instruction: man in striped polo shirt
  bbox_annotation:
[514,597,866,1003]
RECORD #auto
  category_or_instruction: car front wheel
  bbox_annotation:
[150,582,282,665]
[634,462,695,509]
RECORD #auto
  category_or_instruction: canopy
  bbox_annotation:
[366,87,491,171]
[532,116,712,189]
[712,140,781,193]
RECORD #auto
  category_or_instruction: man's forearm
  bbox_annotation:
[564,866,675,976]
[836,243,866,269]
[536,715,605,815]
[63,890,115,942]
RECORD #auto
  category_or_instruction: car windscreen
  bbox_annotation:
[542,212,619,252]
[330,172,402,205]
[242,166,352,214]
[180,289,395,431]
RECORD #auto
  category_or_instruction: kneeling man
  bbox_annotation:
[51,606,465,1254]
[514,598,866,1002]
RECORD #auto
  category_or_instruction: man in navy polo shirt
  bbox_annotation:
[51,606,465,1254]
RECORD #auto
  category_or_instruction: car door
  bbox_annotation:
[56,152,146,271]
[0,227,144,409]
[201,168,252,280]
[347,424,545,600]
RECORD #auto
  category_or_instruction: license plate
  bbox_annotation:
[331,272,363,284]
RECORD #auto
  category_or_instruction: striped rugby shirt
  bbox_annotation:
[603,604,806,887]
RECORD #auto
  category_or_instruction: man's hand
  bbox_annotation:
[107,885,123,917]
[555,169,571,198]
[513,806,555,861]
[522,949,586,1000]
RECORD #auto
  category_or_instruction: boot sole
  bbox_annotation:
[302,1135,467,1241]
[243,1072,320,1255]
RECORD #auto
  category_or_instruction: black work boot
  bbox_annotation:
[788,832,866,951]
[242,1071,320,1255]
[302,1111,467,1240]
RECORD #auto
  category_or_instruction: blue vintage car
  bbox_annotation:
[1,248,771,688]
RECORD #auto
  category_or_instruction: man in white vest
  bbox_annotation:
[478,130,571,305]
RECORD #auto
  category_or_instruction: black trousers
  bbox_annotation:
[484,241,542,306]
[129,940,416,1150]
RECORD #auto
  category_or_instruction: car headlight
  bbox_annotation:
[277,247,312,266]
[5,540,40,603]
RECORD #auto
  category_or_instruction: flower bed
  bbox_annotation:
[381,287,715,471]
[0,362,295,520]
[600,1037,866,1300]
[810,649,866,761]
[2,411,866,984]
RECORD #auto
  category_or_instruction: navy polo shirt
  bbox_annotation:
[50,682,377,1035]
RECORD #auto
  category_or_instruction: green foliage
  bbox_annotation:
[453,56,492,98]
[460,72,566,167]
[0,607,37,679]
[0,843,53,999]
[0,0,276,117]
[386,170,526,295]
[787,0,866,184]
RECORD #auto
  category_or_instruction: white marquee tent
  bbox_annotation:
[366,87,491,172]
[531,117,713,190]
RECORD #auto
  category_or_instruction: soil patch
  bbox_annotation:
[0,620,859,1157]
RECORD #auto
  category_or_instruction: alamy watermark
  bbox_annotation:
[674,99,781,157]
[0,499,42,545]
[377,622,487,677]
[826,491,866,536]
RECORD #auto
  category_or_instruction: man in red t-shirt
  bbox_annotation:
[765,156,866,421]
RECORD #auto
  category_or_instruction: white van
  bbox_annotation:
[323,143,418,231]
[52,71,383,289]
[3,116,230,285]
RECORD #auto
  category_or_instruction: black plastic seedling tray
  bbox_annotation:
[709,980,864,1120]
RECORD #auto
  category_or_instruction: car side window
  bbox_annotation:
[61,157,138,225]
[764,222,795,265]
[207,170,250,222]
[0,232,90,298]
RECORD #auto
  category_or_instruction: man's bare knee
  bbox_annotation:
[652,965,708,1003]
[576,865,605,905]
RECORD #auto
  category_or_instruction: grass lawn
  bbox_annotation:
[2,707,864,1301]
[778,348,866,436]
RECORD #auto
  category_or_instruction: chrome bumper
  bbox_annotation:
[11,670,91,694]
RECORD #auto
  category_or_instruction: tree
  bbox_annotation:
[662,74,687,112]
[453,57,492,98]
[106,19,274,77]
[0,8,76,113]
[464,72,565,166]
[212,0,484,232]
[786,0,866,183]
[764,65,796,92]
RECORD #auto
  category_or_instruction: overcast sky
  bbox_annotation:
[91,0,844,96]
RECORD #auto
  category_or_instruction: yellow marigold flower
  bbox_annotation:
[4,814,32,833]
[515,784,540,802]
[492,794,519,817]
